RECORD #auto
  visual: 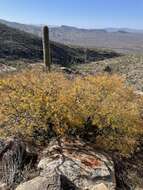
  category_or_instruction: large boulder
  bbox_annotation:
[16,138,116,190]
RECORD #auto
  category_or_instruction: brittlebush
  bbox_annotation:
[0,68,143,155]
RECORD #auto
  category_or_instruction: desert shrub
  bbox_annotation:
[0,68,143,155]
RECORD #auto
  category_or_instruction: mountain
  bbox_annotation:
[0,19,42,36]
[1,19,143,53]
[0,22,119,68]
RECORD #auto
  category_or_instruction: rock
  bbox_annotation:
[0,64,16,73]
[60,67,83,75]
[16,138,115,190]
[0,137,38,189]
[134,90,143,96]
[0,182,8,190]
[113,150,143,190]
[15,175,61,190]
[104,65,112,73]
[91,183,109,190]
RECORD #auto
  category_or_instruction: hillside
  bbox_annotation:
[49,25,143,54]
[1,19,143,53]
[1,21,143,91]
[0,19,143,190]
[73,54,143,91]
[0,23,42,60]
[0,22,120,69]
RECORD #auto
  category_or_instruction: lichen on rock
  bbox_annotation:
[16,138,115,190]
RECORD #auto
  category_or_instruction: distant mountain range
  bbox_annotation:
[104,27,143,33]
[1,18,143,53]
[1,18,143,35]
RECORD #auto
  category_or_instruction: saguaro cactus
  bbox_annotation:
[43,26,51,71]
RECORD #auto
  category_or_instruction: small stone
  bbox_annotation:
[0,182,8,190]
[91,183,109,190]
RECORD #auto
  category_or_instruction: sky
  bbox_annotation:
[0,0,143,29]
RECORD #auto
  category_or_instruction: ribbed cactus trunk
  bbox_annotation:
[43,26,51,71]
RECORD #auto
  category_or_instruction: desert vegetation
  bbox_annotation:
[42,26,51,71]
[0,68,143,156]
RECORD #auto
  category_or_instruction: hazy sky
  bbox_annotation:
[0,0,143,29]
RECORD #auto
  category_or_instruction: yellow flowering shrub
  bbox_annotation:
[0,68,143,155]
